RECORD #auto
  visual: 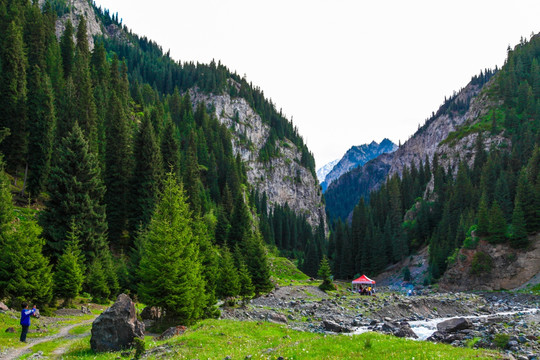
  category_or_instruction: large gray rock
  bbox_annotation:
[436,317,471,333]
[90,294,145,352]
[322,320,352,333]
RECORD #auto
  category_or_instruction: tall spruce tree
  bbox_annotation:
[216,246,240,299]
[72,16,98,152]
[40,123,108,263]
[488,200,507,244]
[60,19,74,79]
[0,21,27,173]
[104,91,132,249]
[53,236,84,307]
[510,200,529,248]
[138,173,206,324]
[130,115,162,234]
[26,65,55,197]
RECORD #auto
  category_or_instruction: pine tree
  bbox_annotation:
[516,168,537,233]
[40,123,108,263]
[510,200,529,248]
[216,246,240,299]
[488,201,507,244]
[26,65,55,197]
[244,233,273,294]
[238,259,255,303]
[0,21,27,173]
[60,19,74,79]
[476,193,490,237]
[54,237,84,307]
[130,115,162,234]
[228,191,250,247]
[318,256,334,291]
[160,117,181,178]
[138,173,206,324]
[104,91,132,249]
[85,258,110,304]
[0,218,53,306]
[72,16,98,152]
[0,154,14,233]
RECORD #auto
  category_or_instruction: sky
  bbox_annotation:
[93,0,540,168]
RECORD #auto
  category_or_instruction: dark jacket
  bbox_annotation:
[20,308,35,326]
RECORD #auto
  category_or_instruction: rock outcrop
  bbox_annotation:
[436,318,471,333]
[440,234,540,291]
[38,0,104,50]
[190,91,326,230]
[90,294,145,352]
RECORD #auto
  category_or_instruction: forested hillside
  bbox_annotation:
[0,0,324,320]
[327,37,540,284]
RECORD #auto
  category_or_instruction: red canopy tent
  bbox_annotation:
[351,275,376,291]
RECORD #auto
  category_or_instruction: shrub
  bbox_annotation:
[493,333,509,349]
[133,337,145,359]
[470,252,493,275]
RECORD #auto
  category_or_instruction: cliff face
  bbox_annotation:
[321,139,397,192]
[39,0,104,50]
[190,91,326,230]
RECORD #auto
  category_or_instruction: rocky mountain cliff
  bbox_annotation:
[321,139,397,192]
[325,75,494,221]
[190,91,326,230]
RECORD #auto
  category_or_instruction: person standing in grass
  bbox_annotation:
[20,302,37,342]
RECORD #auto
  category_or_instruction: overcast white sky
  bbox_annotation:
[93,0,540,168]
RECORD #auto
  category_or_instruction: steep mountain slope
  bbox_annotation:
[46,0,326,230]
[321,139,397,192]
[325,74,493,221]
[317,159,339,183]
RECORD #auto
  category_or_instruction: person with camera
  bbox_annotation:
[20,302,37,343]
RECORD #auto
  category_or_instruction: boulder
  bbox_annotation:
[267,313,288,324]
[393,323,418,339]
[0,302,8,311]
[140,306,162,321]
[157,325,186,340]
[90,294,145,352]
[322,320,352,333]
[436,318,471,333]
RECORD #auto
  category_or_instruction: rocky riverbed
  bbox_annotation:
[220,286,540,359]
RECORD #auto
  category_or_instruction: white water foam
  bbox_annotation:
[350,308,539,340]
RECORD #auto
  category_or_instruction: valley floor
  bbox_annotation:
[1,288,538,359]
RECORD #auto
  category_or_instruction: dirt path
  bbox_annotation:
[0,317,96,360]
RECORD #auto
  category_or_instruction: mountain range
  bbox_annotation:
[319,139,397,192]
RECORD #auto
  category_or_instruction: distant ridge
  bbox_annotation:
[321,139,397,192]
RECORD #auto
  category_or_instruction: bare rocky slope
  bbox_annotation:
[440,234,540,291]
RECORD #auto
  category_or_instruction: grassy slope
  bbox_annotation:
[268,256,310,286]
[60,319,503,360]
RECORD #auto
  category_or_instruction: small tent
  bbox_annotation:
[351,275,376,291]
